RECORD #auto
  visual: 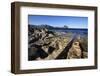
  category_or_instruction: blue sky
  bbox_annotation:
[28,15,88,28]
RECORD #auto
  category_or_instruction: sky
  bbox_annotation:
[28,15,88,29]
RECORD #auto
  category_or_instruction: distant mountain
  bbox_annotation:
[28,24,54,29]
[28,24,70,30]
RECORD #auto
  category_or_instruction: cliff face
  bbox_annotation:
[28,25,88,61]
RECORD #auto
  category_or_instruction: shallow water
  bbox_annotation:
[49,28,88,37]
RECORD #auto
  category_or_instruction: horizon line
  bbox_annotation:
[28,24,88,29]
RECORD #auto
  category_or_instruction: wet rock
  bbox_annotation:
[37,48,48,59]
[28,45,48,60]
[28,47,39,60]
[48,46,55,54]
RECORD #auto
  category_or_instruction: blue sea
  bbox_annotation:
[49,28,88,36]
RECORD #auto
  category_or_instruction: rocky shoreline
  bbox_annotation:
[28,26,88,60]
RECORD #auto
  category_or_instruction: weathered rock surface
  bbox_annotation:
[28,26,88,60]
[67,41,82,59]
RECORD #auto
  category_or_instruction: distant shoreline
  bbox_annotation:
[28,24,88,30]
[49,28,88,30]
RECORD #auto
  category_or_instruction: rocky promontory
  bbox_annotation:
[28,25,88,60]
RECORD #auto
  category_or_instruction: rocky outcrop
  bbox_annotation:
[67,36,87,59]
[28,27,70,60]
[67,41,82,59]
[28,26,88,60]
